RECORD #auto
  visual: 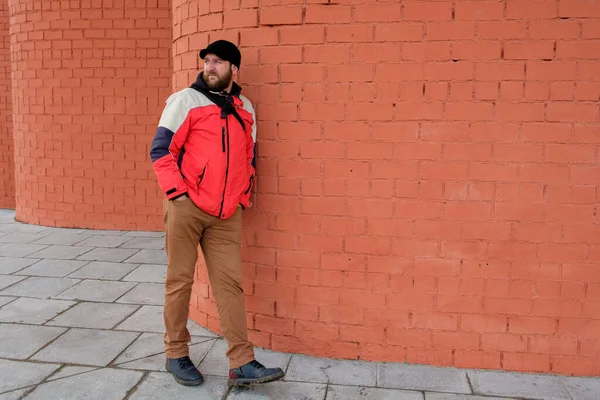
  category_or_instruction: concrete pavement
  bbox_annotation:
[0,208,598,400]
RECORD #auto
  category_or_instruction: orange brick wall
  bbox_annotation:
[0,0,14,208]
[176,1,600,376]
[8,0,171,229]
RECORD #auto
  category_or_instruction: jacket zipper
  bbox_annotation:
[244,175,253,195]
[219,118,230,218]
[221,126,225,152]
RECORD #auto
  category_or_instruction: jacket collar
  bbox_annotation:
[191,72,242,98]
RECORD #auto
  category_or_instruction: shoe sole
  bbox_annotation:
[165,364,204,386]
[227,371,285,387]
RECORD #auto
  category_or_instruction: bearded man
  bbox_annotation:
[149,40,284,387]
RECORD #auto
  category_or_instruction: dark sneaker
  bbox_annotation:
[165,356,204,386]
[228,360,285,386]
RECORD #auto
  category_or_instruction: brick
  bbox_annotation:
[433,332,479,350]
[327,25,373,43]
[296,321,339,341]
[359,344,406,362]
[403,42,450,61]
[452,41,501,60]
[406,347,453,366]
[255,314,294,335]
[424,61,474,80]
[280,26,324,44]
[305,5,351,24]
[547,102,598,122]
[477,21,527,39]
[354,43,400,62]
[387,328,432,347]
[260,46,302,64]
[354,4,401,22]
[557,40,600,59]
[546,144,596,163]
[426,22,474,40]
[445,102,494,121]
[280,65,324,82]
[503,353,551,373]
[224,9,257,28]
[476,61,525,80]
[376,23,423,41]
[505,41,555,60]
[319,305,364,325]
[340,325,385,344]
[455,351,501,369]
[509,316,556,335]
[481,333,528,352]
[404,1,453,21]
[260,6,302,25]
[529,20,580,39]
[506,0,557,19]
[456,1,504,20]
[559,0,600,17]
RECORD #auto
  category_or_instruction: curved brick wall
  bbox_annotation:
[175,1,600,376]
[8,0,172,229]
[0,0,14,209]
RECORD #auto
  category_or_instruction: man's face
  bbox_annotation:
[203,54,234,92]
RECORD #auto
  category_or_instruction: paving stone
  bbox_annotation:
[114,305,219,337]
[46,302,140,329]
[129,372,229,400]
[0,359,61,394]
[0,277,80,299]
[115,333,215,371]
[31,328,139,367]
[67,261,140,280]
[76,247,139,262]
[54,279,137,302]
[122,264,167,283]
[80,229,125,236]
[0,224,50,234]
[124,249,167,264]
[0,257,40,274]
[0,323,67,359]
[0,297,16,307]
[327,385,424,400]
[114,305,165,333]
[228,381,328,400]
[0,388,28,399]
[116,283,164,305]
[285,354,376,387]
[24,367,143,400]
[468,370,571,400]
[28,245,94,260]
[75,235,134,248]
[378,363,471,394]
[562,376,600,400]
[119,237,165,250]
[123,231,165,238]
[35,227,89,235]
[30,233,92,246]
[0,243,48,257]
[0,233,51,244]
[0,297,76,324]
[46,366,98,381]
[0,275,26,291]
[14,259,88,278]
[424,393,518,400]
[200,339,291,377]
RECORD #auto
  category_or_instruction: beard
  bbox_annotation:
[204,69,232,92]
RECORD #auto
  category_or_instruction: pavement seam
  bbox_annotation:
[466,370,475,394]
[111,336,217,368]
[110,304,144,330]
[122,370,150,400]
[26,326,73,361]
[112,282,143,305]
[106,331,145,367]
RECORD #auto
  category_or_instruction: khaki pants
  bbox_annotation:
[162,197,255,369]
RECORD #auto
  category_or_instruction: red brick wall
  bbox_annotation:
[0,0,14,209]
[178,1,600,376]
[8,0,171,229]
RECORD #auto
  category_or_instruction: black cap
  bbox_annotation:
[199,40,241,69]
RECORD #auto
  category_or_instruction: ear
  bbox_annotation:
[231,64,239,75]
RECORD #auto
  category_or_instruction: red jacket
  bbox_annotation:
[150,73,256,219]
